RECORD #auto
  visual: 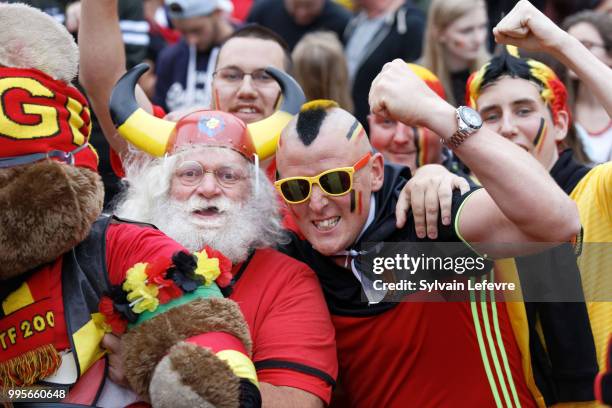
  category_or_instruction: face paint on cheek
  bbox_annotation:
[213,88,221,110]
[355,129,366,142]
[414,127,426,168]
[350,190,356,212]
[288,204,301,220]
[357,190,363,216]
[452,39,466,50]
[533,117,547,154]
[345,120,364,141]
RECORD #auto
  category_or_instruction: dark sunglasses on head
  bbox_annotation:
[274,152,372,204]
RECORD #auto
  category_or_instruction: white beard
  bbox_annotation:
[150,194,259,263]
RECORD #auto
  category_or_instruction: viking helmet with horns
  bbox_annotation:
[109,64,305,161]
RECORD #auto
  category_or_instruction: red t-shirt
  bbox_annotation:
[105,222,184,285]
[230,248,338,404]
[36,223,186,354]
[331,300,537,408]
[106,226,337,403]
[23,224,336,400]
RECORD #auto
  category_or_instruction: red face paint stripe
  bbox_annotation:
[355,128,366,141]
[289,205,300,219]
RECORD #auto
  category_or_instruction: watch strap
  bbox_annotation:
[442,128,471,149]
[442,108,472,149]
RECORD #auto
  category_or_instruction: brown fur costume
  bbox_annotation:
[0,3,258,407]
[122,298,252,399]
[0,161,103,280]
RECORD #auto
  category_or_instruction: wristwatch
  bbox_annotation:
[442,106,483,149]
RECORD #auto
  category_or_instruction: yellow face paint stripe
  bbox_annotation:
[467,63,490,109]
[300,99,338,112]
[533,119,547,155]
[345,120,363,141]
[415,127,426,168]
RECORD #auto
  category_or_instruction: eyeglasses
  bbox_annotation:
[213,67,276,86]
[175,161,247,187]
[274,152,372,204]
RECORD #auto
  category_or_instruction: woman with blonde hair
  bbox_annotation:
[421,0,490,106]
[292,31,354,112]
[563,10,612,163]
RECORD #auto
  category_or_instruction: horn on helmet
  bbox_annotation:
[246,67,305,161]
[109,63,176,157]
[110,64,305,159]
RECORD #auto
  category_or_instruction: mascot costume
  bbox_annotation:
[0,4,274,407]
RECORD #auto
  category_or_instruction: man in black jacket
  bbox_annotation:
[344,0,425,130]
[273,60,580,405]
[247,0,350,50]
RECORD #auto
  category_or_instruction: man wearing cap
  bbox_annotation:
[272,59,580,406]
[153,0,234,112]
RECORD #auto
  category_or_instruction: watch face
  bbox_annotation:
[460,107,483,129]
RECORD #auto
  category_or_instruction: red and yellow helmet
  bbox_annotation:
[110,64,305,161]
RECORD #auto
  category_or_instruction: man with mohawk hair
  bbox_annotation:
[466,47,612,407]
[274,60,580,405]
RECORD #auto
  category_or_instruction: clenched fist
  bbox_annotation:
[493,0,568,54]
[369,59,454,139]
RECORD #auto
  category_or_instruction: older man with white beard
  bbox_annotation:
[117,147,280,263]
[111,110,338,408]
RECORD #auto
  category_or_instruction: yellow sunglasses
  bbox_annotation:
[274,152,372,204]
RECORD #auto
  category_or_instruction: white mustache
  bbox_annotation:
[186,196,235,214]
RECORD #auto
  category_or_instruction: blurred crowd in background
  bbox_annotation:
[5,0,611,207]
[2,0,612,406]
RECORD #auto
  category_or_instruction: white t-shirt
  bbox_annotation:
[576,121,612,163]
